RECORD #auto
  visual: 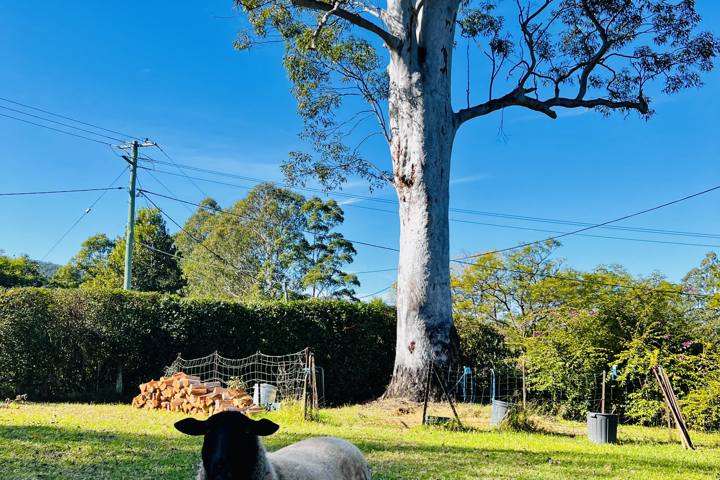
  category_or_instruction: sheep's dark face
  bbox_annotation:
[175,411,279,480]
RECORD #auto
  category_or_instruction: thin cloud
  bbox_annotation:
[450,174,487,186]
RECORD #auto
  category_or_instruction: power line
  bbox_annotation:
[140,188,713,300]
[0,187,124,197]
[139,166,720,248]
[0,104,127,143]
[353,267,398,274]
[40,167,128,261]
[0,112,114,146]
[455,183,720,261]
[143,169,194,214]
[357,284,393,299]
[138,188,401,254]
[139,161,720,242]
[356,262,712,299]
[140,191,243,270]
[0,96,139,140]
[152,146,208,198]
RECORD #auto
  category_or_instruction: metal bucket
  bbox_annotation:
[587,412,618,444]
[491,399,512,427]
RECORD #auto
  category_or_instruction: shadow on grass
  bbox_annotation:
[1,423,716,480]
[0,424,201,479]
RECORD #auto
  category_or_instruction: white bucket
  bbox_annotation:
[252,383,277,405]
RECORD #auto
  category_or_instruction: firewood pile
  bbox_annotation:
[131,372,261,415]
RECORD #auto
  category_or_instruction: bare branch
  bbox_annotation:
[291,0,401,50]
[455,86,648,125]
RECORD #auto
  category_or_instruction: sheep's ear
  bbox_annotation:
[174,417,208,436]
[249,418,279,436]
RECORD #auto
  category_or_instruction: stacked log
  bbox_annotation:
[131,372,260,415]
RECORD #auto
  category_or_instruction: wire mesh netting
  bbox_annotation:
[164,349,311,403]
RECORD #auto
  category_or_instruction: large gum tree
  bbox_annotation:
[232,0,718,399]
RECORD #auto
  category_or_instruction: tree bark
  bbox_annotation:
[384,1,461,400]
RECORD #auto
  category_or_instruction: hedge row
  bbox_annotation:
[0,288,395,404]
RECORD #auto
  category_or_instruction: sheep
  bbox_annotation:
[175,410,372,480]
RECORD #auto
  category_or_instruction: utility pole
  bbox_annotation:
[119,139,155,290]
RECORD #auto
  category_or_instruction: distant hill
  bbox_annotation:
[36,260,61,279]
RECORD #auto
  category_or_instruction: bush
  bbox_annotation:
[499,404,540,432]
[682,380,720,431]
[0,288,395,404]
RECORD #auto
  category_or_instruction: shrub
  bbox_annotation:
[499,404,540,432]
[682,380,720,431]
[0,288,395,404]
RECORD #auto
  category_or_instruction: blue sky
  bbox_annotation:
[1,1,718,298]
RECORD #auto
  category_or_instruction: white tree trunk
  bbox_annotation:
[385,1,461,400]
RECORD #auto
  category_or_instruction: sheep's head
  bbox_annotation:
[175,410,279,480]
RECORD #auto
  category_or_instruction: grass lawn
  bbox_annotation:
[1,401,719,479]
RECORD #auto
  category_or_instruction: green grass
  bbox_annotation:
[2,401,720,479]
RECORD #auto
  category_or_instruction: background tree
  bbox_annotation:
[52,234,115,288]
[184,184,307,299]
[0,253,45,287]
[300,196,359,299]
[87,208,183,293]
[175,197,220,261]
[232,0,719,398]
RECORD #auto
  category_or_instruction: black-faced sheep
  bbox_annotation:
[175,410,372,480]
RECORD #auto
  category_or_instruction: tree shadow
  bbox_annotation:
[1,423,717,480]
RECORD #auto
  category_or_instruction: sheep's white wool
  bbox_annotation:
[196,436,370,480]
[269,436,371,480]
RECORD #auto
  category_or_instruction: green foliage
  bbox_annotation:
[174,197,220,260]
[182,185,359,300]
[0,287,394,404]
[183,184,307,299]
[300,197,359,299]
[499,404,540,433]
[88,208,183,293]
[51,233,115,288]
[0,254,45,287]
[683,379,720,431]
[452,241,720,426]
[226,376,247,392]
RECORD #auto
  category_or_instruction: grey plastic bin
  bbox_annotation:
[587,412,618,444]
[490,399,512,427]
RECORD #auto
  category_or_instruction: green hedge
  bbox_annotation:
[0,288,395,404]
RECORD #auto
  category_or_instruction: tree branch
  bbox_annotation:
[291,0,401,50]
[455,86,649,126]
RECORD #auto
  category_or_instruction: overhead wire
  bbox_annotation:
[153,146,209,198]
[0,187,124,196]
[0,112,114,146]
[138,188,401,253]
[140,191,245,271]
[138,161,720,242]
[0,96,139,139]
[40,167,128,261]
[138,188,715,300]
[0,104,127,143]
[454,183,720,261]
